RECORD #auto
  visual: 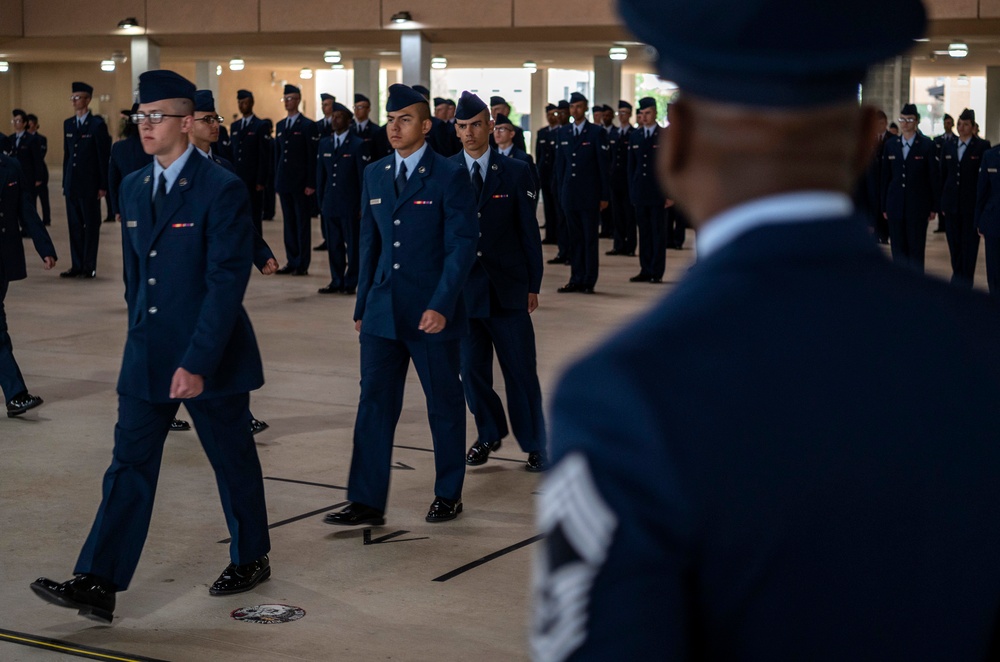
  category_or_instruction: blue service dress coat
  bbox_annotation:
[554,120,610,209]
[316,132,368,219]
[108,134,153,217]
[273,115,318,194]
[63,113,111,196]
[881,132,939,220]
[535,212,1000,661]
[116,151,264,403]
[940,135,990,216]
[0,155,55,283]
[9,132,44,188]
[354,147,479,342]
[230,115,269,190]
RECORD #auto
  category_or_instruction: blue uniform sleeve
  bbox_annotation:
[354,174,379,322]
[96,119,111,191]
[514,164,544,294]
[13,159,56,260]
[976,152,993,231]
[426,165,478,321]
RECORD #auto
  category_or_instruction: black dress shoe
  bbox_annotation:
[580,287,595,294]
[7,392,43,417]
[81,271,97,279]
[293,269,309,276]
[605,249,621,256]
[649,278,664,283]
[629,272,652,282]
[622,251,636,257]
[250,418,269,436]
[547,255,567,265]
[425,496,462,523]
[30,574,116,623]
[209,555,270,596]
[557,282,581,293]
[466,438,502,466]
[318,285,340,294]
[169,418,191,432]
[313,242,328,251]
[341,288,356,295]
[59,269,81,278]
[274,266,295,275]
[324,502,385,526]
[525,451,548,472]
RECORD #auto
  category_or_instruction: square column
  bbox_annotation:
[986,67,1000,146]
[194,61,221,97]
[593,55,621,109]
[354,58,381,107]
[529,67,550,152]
[400,32,430,90]
[130,37,160,92]
[863,56,910,118]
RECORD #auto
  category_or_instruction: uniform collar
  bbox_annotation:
[153,143,196,196]
[394,141,429,178]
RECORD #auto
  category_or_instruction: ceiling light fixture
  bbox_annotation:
[111,50,128,64]
[324,50,341,64]
[331,63,345,70]
[948,41,968,58]
[609,47,628,61]
[431,56,447,70]
[300,67,313,79]
[523,60,537,73]
[229,57,245,71]
[117,17,139,29]
[391,11,412,23]
[101,59,115,72]
[0,61,8,73]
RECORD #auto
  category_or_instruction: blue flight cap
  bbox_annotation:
[494,113,514,127]
[194,90,216,112]
[412,85,431,99]
[138,70,196,104]
[283,84,301,96]
[237,89,253,100]
[454,91,488,120]
[557,100,570,110]
[618,99,632,110]
[545,103,556,112]
[959,108,975,122]
[446,98,456,107]
[320,93,335,102]
[943,113,954,122]
[900,103,919,117]
[433,97,447,106]
[331,101,352,117]
[617,0,927,107]
[386,84,430,112]
[354,93,370,104]
[490,96,508,107]
[637,97,657,111]
[569,92,588,105]
[72,81,93,95]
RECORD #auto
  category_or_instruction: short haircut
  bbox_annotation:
[26,113,38,124]
[876,109,888,121]
[12,108,27,121]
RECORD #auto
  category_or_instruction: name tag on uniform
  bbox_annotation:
[171,223,195,228]
[82,134,91,138]
[65,133,73,137]
[126,220,138,227]
[971,156,981,160]
[370,198,382,205]
[888,155,896,160]
[945,155,953,159]
[343,153,352,157]
[989,168,998,173]
[413,200,433,205]
[632,145,639,149]
[293,132,301,135]
[561,141,568,145]
[323,153,332,157]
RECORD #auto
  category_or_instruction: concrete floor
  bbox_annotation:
[0,190,982,661]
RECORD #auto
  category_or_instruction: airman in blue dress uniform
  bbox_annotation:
[230,90,270,237]
[25,114,52,226]
[324,84,478,527]
[533,0,1000,659]
[607,100,636,256]
[31,70,271,624]
[939,108,989,288]
[535,103,560,245]
[627,97,667,283]
[450,92,547,472]
[273,84,319,275]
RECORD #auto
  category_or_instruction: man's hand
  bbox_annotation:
[665,199,675,208]
[115,213,121,222]
[929,212,937,221]
[418,310,447,334]
[35,181,41,187]
[355,319,362,333]
[42,257,55,270]
[98,189,106,199]
[599,200,609,211]
[304,187,316,196]
[883,212,888,219]
[170,367,204,400]
[260,258,279,275]
[528,293,539,314]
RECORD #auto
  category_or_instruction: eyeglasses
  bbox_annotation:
[281,96,300,102]
[131,112,187,125]
[897,118,917,124]
[70,95,88,101]
[194,115,225,125]
[353,104,370,110]
[10,118,23,124]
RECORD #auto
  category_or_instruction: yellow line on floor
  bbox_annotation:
[0,631,145,661]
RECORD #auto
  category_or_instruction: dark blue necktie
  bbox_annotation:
[395,162,407,196]
[471,161,484,200]
[154,173,167,221]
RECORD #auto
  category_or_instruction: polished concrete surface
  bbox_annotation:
[0,193,982,660]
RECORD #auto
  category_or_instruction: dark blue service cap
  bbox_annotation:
[331,101,352,116]
[283,84,301,96]
[386,84,430,112]
[138,70,195,104]
[320,93,335,102]
[557,100,570,110]
[618,99,632,110]
[637,96,657,111]
[494,113,514,127]
[943,113,954,121]
[900,103,919,116]
[490,96,507,107]
[446,98,456,107]
[959,108,975,122]
[454,91,488,120]
[433,97,447,106]
[569,92,588,105]
[412,84,431,98]
[354,93,370,104]
[237,89,253,100]
[72,81,93,95]
[194,90,216,112]
[545,103,556,112]
[617,0,927,107]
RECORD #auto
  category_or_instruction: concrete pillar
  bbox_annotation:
[986,67,1000,146]
[621,73,636,112]
[130,37,160,92]
[529,67,549,153]
[400,32,430,89]
[194,61,221,97]
[593,55,622,110]
[863,56,911,117]
[354,58,380,107]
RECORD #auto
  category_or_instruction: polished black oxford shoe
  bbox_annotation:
[274,265,295,275]
[324,502,385,526]
[629,272,652,282]
[341,288,356,295]
[466,438,502,466]
[546,255,567,265]
[425,496,462,523]
[557,282,581,293]
[313,242,328,251]
[317,284,340,294]
[30,574,116,623]
[250,418,269,436]
[525,451,548,472]
[169,418,191,432]
[7,392,43,417]
[293,269,309,276]
[58,268,81,278]
[209,555,270,596]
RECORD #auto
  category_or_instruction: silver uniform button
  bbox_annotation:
[393,263,400,270]
[393,241,400,247]
[394,219,400,226]
[149,250,158,257]
[149,306,158,314]
[476,251,483,257]
[148,278,156,286]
